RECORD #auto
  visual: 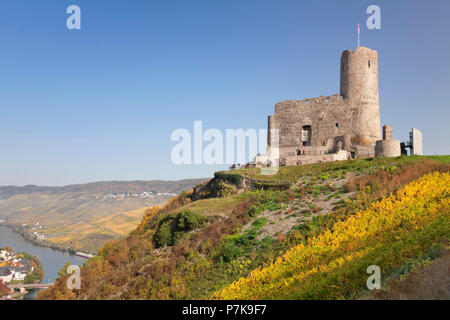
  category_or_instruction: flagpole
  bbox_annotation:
[357,24,360,47]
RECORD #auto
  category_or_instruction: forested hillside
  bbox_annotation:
[37,156,450,300]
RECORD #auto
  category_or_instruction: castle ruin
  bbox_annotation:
[255,46,421,167]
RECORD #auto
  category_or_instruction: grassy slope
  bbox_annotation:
[229,155,440,182]
[37,156,450,300]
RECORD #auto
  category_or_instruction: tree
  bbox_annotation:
[0,280,11,296]
[24,273,36,284]
[58,261,71,278]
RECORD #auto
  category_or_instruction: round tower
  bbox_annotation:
[375,125,401,157]
[340,46,381,142]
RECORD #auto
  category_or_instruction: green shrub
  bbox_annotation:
[260,236,274,249]
[177,210,206,229]
[24,273,36,284]
[213,180,238,197]
[238,231,257,245]
[214,172,243,186]
[251,218,268,229]
[154,210,206,247]
[222,242,243,262]
[264,201,281,211]
[247,206,261,217]
[154,221,173,247]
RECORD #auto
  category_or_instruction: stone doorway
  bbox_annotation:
[302,125,311,146]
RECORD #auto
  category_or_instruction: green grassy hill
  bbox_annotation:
[36,156,449,300]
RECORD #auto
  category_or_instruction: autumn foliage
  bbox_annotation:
[36,157,450,300]
[0,280,11,296]
[213,172,450,299]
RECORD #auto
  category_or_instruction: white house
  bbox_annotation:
[0,250,13,261]
[12,268,27,281]
[0,267,13,283]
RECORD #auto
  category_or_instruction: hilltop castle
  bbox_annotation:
[256,46,420,167]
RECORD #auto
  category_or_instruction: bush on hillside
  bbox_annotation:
[222,242,244,262]
[214,172,243,187]
[154,210,206,247]
[213,180,238,197]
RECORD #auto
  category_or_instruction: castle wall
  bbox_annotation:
[271,94,351,148]
[285,150,349,166]
[266,46,381,161]
[268,94,376,158]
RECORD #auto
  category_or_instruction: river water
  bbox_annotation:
[0,225,86,299]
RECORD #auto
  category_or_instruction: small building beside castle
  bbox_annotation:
[256,46,422,167]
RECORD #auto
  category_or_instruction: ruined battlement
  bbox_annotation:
[274,94,344,114]
[300,94,342,104]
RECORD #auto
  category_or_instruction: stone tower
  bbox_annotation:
[376,125,401,157]
[259,46,385,167]
[340,46,381,143]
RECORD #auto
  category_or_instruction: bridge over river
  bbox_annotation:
[8,283,54,290]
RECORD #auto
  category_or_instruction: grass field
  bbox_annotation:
[228,156,445,182]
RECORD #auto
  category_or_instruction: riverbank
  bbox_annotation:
[1,223,79,255]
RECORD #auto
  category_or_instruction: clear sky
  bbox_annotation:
[1,0,449,186]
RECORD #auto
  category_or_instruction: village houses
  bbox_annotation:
[0,249,34,283]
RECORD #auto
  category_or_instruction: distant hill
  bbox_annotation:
[0,179,206,199]
[0,179,207,252]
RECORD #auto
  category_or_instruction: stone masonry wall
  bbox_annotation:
[266,46,381,160]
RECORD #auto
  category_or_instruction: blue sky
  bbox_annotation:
[1,0,449,186]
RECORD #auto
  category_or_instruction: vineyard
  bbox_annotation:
[213,172,449,299]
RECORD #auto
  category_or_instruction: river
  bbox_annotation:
[0,225,86,299]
